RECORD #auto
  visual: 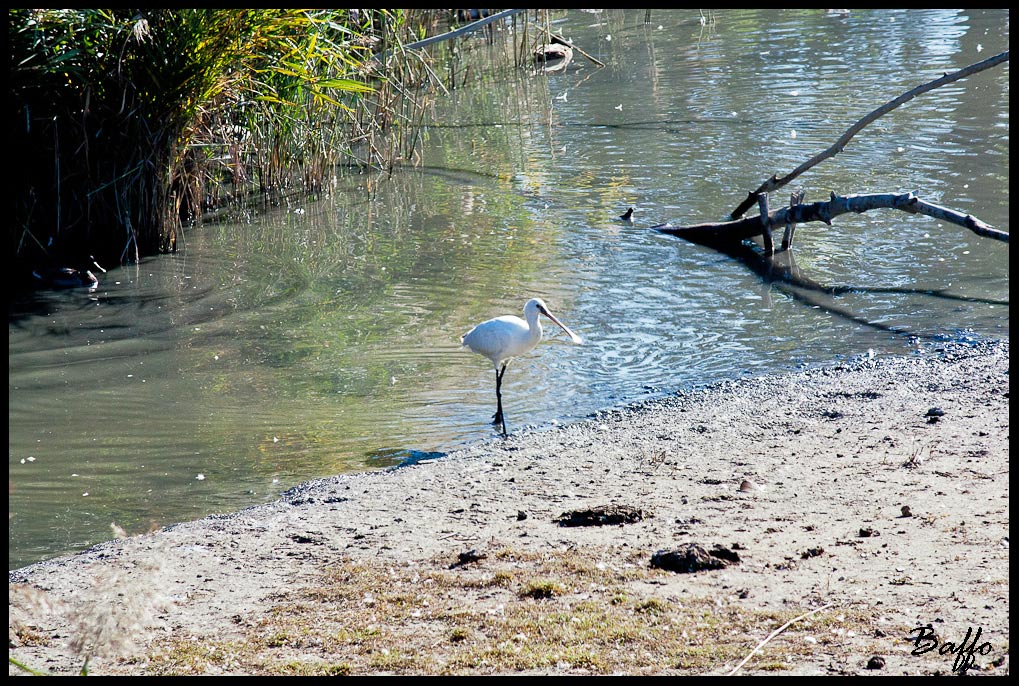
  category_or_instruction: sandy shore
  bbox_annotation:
[9,340,1009,676]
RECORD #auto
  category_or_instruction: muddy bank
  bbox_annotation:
[9,340,1009,676]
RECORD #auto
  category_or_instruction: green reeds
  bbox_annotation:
[8,9,441,278]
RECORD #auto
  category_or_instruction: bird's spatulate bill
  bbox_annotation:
[553,318,583,344]
[539,306,583,344]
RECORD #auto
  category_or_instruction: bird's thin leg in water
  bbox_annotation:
[493,364,507,434]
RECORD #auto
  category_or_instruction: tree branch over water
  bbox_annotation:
[655,191,1009,245]
[652,48,1009,336]
[728,50,1009,221]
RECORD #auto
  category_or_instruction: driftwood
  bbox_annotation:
[657,49,1009,254]
[729,50,1009,221]
[653,42,1007,343]
[655,191,1009,248]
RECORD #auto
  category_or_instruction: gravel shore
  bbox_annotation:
[9,340,1010,676]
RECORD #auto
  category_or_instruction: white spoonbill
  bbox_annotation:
[461,297,583,435]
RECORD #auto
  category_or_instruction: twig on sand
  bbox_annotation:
[728,602,836,675]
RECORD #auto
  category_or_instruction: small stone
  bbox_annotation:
[866,655,886,670]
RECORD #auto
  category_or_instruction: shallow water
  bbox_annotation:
[8,9,1009,570]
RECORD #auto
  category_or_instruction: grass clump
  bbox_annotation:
[519,579,565,600]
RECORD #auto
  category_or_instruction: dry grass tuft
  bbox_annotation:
[9,540,170,675]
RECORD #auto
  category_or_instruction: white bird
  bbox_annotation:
[460,297,583,435]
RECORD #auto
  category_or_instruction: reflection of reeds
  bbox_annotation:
[9,525,168,675]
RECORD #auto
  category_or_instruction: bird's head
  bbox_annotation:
[527,298,583,345]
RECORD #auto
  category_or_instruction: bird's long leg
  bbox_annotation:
[493,363,508,435]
